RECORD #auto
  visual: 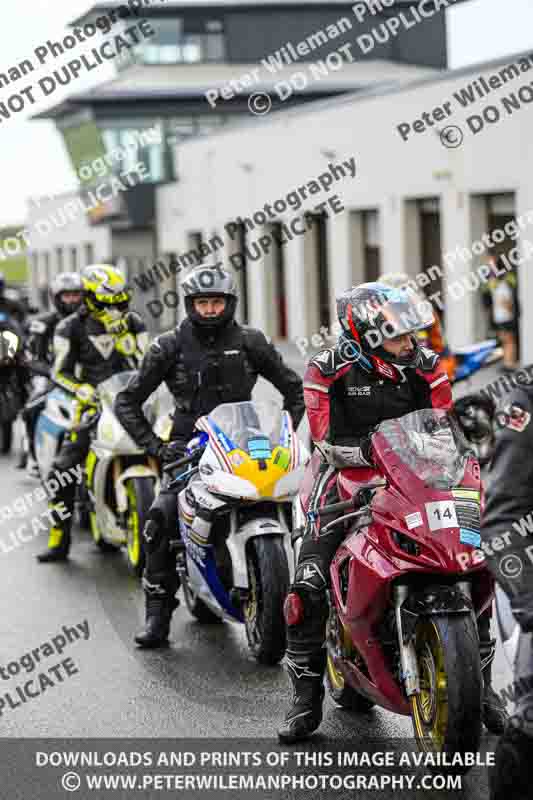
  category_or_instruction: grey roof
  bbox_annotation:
[31,59,438,119]
[72,0,434,22]
[177,45,533,139]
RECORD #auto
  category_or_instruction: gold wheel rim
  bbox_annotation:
[126,483,141,567]
[90,511,100,542]
[411,620,448,751]
[245,561,258,626]
[327,651,345,690]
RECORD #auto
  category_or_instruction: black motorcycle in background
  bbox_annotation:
[0,317,28,454]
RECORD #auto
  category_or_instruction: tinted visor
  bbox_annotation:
[379,287,434,336]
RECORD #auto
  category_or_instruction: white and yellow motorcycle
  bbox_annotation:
[172,401,310,664]
[84,370,173,575]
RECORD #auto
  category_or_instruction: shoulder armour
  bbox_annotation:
[415,346,439,373]
[127,311,145,332]
[240,325,269,344]
[29,318,47,335]
[309,347,344,377]
[150,329,177,357]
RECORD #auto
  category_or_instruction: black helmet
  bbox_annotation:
[454,393,495,465]
[181,261,238,329]
[337,281,434,368]
[50,272,84,317]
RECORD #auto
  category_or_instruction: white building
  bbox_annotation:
[156,47,533,361]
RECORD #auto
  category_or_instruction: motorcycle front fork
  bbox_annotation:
[393,581,474,697]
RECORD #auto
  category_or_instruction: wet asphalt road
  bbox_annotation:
[0,356,512,798]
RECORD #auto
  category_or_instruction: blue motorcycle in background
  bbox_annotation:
[452,338,502,383]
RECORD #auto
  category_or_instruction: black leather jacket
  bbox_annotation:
[0,295,26,328]
[115,318,305,454]
[27,310,61,369]
[51,307,148,393]
[481,383,533,631]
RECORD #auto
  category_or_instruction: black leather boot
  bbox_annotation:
[134,585,179,648]
[481,638,508,734]
[278,651,326,744]
[490,724,533,800]
[37,528,71,563]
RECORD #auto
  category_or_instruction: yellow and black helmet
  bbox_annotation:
[82,264,131,316]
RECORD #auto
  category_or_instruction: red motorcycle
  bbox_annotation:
[294,408,493,763]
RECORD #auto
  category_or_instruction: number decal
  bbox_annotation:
[425,501,458,532]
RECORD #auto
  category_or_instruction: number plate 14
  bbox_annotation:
[425,500,458,531]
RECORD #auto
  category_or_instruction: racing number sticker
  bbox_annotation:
[425,500,458,532]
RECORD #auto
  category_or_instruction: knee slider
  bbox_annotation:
[142,515,162,549]
[294,560,327,593]
[284,561,328,628]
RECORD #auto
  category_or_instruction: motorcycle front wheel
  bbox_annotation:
[410,614,482,772]
[244,537,289,665]
[125,477,154,577]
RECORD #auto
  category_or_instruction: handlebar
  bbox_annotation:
[163,449,203,474]
[318,499,355,517]
[317,478,387,518]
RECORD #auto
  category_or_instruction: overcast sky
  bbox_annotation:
[0,0,532,226]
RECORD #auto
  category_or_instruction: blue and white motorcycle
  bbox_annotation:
[452,338,502,383]
[172,401,309,665]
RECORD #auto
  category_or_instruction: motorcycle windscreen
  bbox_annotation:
[374,408,469,491]
[202,401,297,498]
[100,370,165,424]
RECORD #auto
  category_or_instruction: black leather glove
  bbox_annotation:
[157,441,187,465]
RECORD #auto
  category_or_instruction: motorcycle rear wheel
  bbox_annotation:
[410,615,482,771]
[90,511,120,553]
[125,477,154,577]
[244,537,289,665]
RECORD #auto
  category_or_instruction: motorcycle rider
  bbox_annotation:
[18,273,84,472]
[278,281,508,743]
[380,272,456,381]
[114,260,305,648]
[0,271,26,327]
[37,264,149,563]
[480,382,533,799]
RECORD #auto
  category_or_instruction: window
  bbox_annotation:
[362,210,381,282]
[56,247,64,273]
[131,17,225,64]
[70,247,78,271]
[85,243,94,266]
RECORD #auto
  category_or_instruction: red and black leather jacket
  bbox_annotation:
[304,341,453,466]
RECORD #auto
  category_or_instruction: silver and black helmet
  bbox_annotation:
[50,272,84,317]
[180,260,238,328]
